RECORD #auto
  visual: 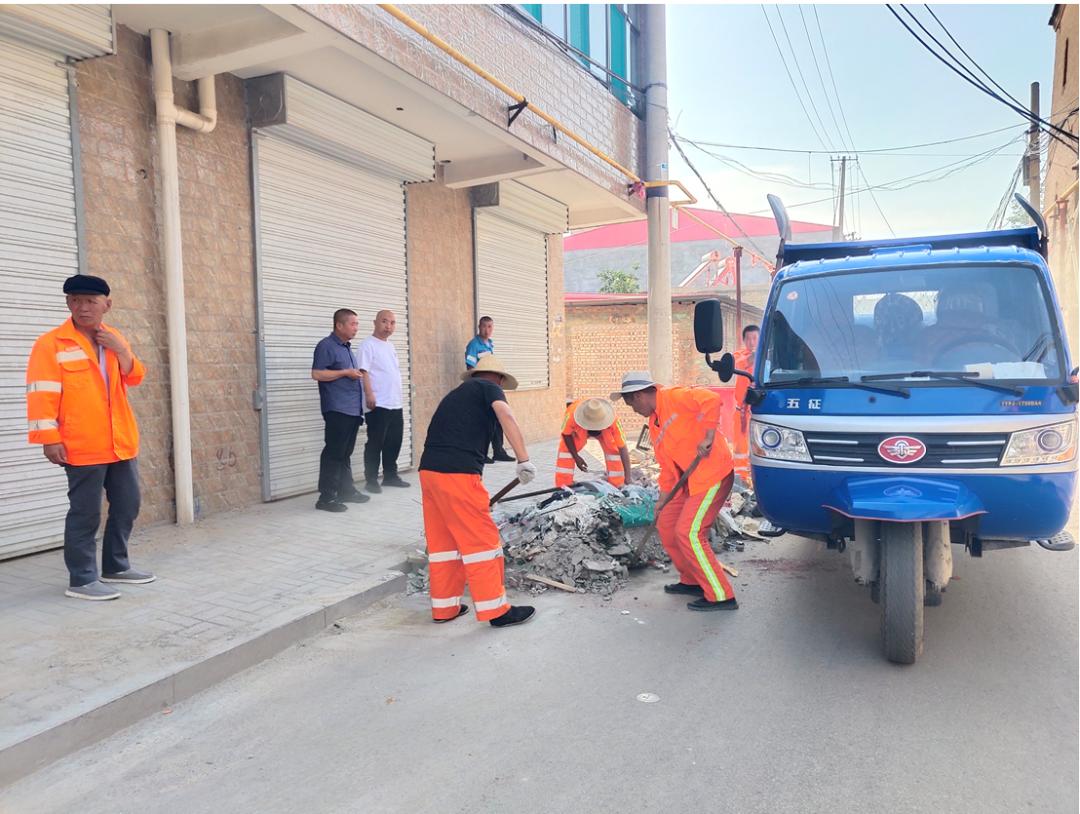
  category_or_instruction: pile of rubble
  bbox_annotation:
[496,484,666,597]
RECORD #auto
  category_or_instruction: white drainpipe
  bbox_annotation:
[150,28,217,525]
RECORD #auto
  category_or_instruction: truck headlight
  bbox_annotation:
[750,420,811,462]
[1001,420,1077,466]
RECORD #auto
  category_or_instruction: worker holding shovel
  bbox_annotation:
[418,356,538,628]
[613,371,738,611]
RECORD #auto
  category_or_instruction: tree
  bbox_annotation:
[598,264,640,294]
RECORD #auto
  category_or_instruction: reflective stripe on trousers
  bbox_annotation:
[656,477,736,602]
[420,470,510,622]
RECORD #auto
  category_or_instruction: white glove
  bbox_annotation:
[516,460,537,485]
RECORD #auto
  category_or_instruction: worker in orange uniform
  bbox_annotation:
[418,355,538,628]
[732,324,760,486]
[26,275,154,601]
[556,397,631,488]
[613,371,738,611]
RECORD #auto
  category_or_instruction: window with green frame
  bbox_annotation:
[518,4,639,111]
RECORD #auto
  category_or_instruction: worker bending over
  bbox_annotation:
[556,397,631,488]
[613,371,738,612]
[418,356,538,627]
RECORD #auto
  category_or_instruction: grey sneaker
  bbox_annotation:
[100,569,156,584]
[65,581,121,601]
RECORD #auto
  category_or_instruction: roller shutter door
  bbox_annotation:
[254,136,415,499]
[0,40,79,559]
[474,212,551,389]
[473,182,568,391]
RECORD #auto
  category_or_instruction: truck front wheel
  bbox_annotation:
[880,522,925,664]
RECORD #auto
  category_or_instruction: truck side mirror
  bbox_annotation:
[694,300,724,353]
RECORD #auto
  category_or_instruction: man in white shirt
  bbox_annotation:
[357,310,410,493]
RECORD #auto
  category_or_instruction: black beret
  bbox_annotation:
[63,275,110,297]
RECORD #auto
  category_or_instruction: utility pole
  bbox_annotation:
[833,156,848,241]
[1025,81,1042,212]
[733,245,744,341]
[643,3,672,384]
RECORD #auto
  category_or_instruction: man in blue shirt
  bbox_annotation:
[464,316,513,462]
[311,309,370,512]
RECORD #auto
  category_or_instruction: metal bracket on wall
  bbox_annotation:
[507,99,528,127]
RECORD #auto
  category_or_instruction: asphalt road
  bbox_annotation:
[3,535,1076,814]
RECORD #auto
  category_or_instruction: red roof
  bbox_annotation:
[564,207,831,252]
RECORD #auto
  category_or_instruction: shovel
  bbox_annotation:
[630,452,706,565]
[489,477,520,507]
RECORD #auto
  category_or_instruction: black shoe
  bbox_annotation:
[664,582,705,596]
[341,491,371,503]
[491,451,515,462]
[433,604,470,623]
[687,597,739,612]
[489,605,535,627]
[316,500,347,513]
[364,481,382,494]
[382,477,411,488]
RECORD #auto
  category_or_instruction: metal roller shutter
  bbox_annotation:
[0,4,114,59]
[0,39,79,559]
[254,136,415,500]
[474,211,551,390]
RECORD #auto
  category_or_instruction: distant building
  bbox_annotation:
[1046,4,1079,357]
[563,207,833,309]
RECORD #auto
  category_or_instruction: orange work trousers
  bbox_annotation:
[657,474,737,602]
[420,470,510,622]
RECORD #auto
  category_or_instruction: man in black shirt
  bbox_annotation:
[419,356,537,627]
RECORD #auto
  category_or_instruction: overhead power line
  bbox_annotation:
[886,4,1078,147]
[798,6,849,153]
[747,135,1025,214]
[668,127,773,260]
[759,5,831,151]
[773,5,840,152]
[681,122,1027,156]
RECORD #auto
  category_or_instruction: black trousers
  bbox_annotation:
[318,411,362,502]
[64,458,140,587]
[490,420,507,457]
[364,407,404,482]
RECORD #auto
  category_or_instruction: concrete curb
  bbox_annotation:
[0,564,408,788]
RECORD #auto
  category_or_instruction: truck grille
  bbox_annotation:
[804,432,1009,468]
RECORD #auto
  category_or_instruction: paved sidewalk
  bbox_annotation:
[0,440,568,786]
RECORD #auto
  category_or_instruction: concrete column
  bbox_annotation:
[642,3,672,384]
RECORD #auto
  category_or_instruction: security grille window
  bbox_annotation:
[516,4,640,109]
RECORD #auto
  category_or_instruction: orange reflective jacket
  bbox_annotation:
[733,348,755,406]
[556,399,627,486]
[26,318,145,465]
[648,386,733,496]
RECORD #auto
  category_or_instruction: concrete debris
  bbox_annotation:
[497,488,668,597]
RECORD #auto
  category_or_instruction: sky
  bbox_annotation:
[665,3,1066,239]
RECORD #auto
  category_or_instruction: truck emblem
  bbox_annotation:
[878,436,926,464]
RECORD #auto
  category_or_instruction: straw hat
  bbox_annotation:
[609,371,658,401]
[462,354,519,391]
[574,398,616,432]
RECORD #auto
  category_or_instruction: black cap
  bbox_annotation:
[63,275,110,297]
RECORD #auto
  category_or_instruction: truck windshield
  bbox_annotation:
[762,264,1065,384]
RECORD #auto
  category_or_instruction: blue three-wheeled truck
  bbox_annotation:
[695,194,1077,664]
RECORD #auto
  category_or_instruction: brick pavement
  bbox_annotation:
[0,439,571,786]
